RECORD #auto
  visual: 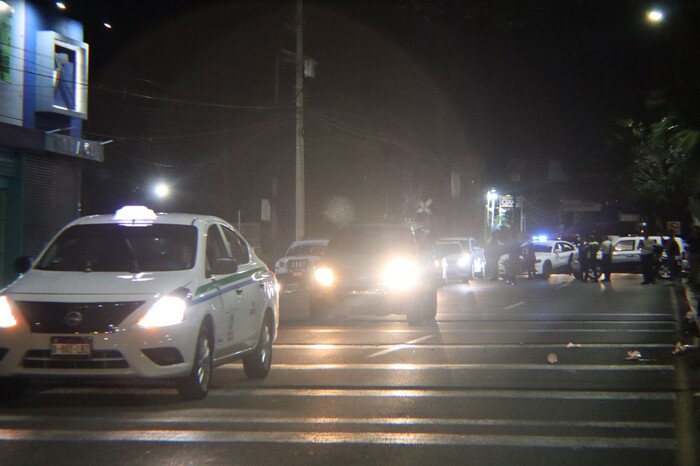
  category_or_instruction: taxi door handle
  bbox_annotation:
[235,289,243,295]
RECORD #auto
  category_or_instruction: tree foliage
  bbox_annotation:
[620,111,699,229]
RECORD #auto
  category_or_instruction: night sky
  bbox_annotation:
[32,0,697,237]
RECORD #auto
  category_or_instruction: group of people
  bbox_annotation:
[577,236,611,282]
[580,231,687,285]
[484,230,525,285]
[483,226,700,286]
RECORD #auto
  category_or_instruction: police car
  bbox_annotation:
[0,206,279,400]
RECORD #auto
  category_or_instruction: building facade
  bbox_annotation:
[0,1,102,286]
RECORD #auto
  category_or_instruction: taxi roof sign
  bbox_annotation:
[114,206,157,223]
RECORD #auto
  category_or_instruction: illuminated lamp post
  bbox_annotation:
[485,189,499,241]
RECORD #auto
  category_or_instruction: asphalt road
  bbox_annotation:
[1,273,698,465]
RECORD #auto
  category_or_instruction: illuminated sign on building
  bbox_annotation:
[0,3,11,83]
[45,133,104,162]
[35,31,88,119]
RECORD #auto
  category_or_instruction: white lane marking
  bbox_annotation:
[286,320,675,332]
[0,429,676,449]
[36,387,675,401]
[275,343,675,350]
[368,335,434,358]
[220,363,674,371]
[281,329,678,335]
[504,301,525,310]
[0,415,673,431]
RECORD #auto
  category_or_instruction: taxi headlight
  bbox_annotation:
[314,267,335,287]
[0,296,18,328]
[137,296,187,328]
[383,258,419,290]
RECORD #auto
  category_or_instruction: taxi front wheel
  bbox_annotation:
[177,324,213,401]
[243,316,273,379]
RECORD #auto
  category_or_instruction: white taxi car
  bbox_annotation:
[0,206,279,400]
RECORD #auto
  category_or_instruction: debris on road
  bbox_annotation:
[566,342,581,348]
[625,350,642,360]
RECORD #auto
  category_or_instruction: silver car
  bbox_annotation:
[437,237,486,280]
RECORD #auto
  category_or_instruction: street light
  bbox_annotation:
[154,183,170,199]
[646,9,665,24]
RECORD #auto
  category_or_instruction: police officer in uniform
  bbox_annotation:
[599,237,613,282]
[640,234,656,284]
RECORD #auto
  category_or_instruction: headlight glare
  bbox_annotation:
[383,258,419,290]
[0,296,18,328]
[137,296,187,328]
[314,267,335,287]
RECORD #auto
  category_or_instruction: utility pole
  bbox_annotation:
[295,0,305,240]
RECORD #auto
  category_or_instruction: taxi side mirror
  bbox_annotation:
[14,256,33,274]
[212,257,238,275]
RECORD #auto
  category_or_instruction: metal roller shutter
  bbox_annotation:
[23,154,80,256]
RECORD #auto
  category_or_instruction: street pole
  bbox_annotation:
[295,0,305,240]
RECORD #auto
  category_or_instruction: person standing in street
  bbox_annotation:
[504,233,520,285]
[585,235,600,282]
[578,239,589,282]
[485,234,503,281]
[640,234,656,285]
[599,236,613,282]
[523,240,536,279]
[688,225,700,287]
[664,233,681,282]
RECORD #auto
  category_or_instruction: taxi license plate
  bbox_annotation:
[51,336,92,358]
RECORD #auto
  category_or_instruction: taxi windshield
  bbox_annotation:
[35,224,197,272]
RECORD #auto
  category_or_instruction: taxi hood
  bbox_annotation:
[6,269,194,300]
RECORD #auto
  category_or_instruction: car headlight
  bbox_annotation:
[137,295,188,328]
[0,296,18,328]
[383,258,419,290]
[457,254,470,267]
[314,267,335,287]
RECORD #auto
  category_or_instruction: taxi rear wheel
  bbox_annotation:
[177,324,213,401]
[243,316,273,379]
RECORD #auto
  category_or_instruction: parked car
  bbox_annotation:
[436,236,485,280]
[309,223,441,324]
[274,239,329,290]
[436,241,470,283]
[0,206,279,400]
[498,239,577,278]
